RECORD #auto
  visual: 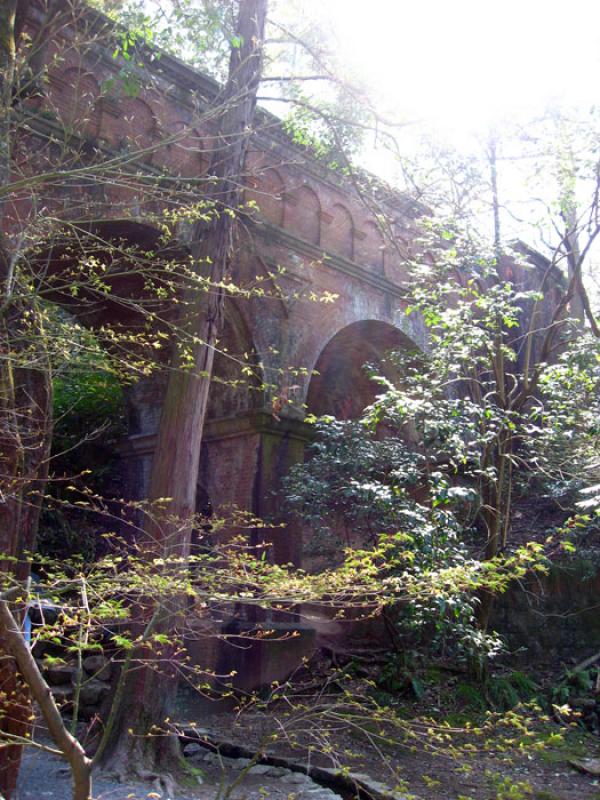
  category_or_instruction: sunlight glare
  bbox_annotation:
[321,0,600,135]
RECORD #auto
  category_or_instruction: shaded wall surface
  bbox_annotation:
[492,563,600,662]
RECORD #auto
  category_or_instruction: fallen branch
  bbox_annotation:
[571,651,600,674]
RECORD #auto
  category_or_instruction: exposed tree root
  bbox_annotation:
[97,731,191,798]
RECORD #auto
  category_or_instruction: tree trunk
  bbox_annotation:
[0,354,52,797]
[0,4,54,795]
[97,0,268,773]
[563,205,586,326]
[0,6,28,797]
[0,595,92,800]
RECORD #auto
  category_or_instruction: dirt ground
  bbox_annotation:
[15,699,600,800]
[16,736,341,800]
[201,702,600,800]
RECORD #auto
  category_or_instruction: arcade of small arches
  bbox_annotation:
[34,32,417,280]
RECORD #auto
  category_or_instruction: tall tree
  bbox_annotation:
[0,3,54,794]
[0,1,235,792]
[96,0,269,776]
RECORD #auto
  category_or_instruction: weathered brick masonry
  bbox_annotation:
[10,7,430,572]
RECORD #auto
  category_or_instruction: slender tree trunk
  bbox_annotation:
[0,0,19,564]
[563,204,586,326]
[0,4,54,795]
[473,135,508,638]
[0,328,52,799]
[0,6,28,797]
[0,595,92,800]
[488,133,501,259]
[98,0,268,773]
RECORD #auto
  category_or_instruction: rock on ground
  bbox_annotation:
[17,744,344,800]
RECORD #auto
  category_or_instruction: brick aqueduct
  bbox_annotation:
[12,6,433,585]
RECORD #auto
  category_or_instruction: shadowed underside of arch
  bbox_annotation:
[33,219,190,335]
[306,320,417,420]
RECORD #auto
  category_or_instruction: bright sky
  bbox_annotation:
[286,0,600,284]
[320,0,600,135]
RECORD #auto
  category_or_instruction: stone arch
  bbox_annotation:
[285,184,321,245]
[298,319,420,573]
[355,219,385,274]
[207,300,263,421]
[29,220,192,544]
[246,167,285,226]
[33,219,185,332]
[306,319,416,420]
[160,123,207,177]
[110,97,157,151]
[324,203,354,259]
[49,67,102,136]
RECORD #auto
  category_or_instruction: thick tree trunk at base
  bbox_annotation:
[99,0,268,772]
[0,359,52,798]
[0,656,31,799]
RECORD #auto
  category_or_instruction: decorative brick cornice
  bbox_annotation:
[117,411,313,458]
[253,222,406,298]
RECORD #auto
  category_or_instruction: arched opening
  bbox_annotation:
[355,220,385,274]
[285,184,321,245]
[324,203,354,259]
[31,221,191,552]
[32,222,267,564]
[54,68,102,137]
[245,167,285,226]
[293,321,420,574]
[306,320,414,420]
